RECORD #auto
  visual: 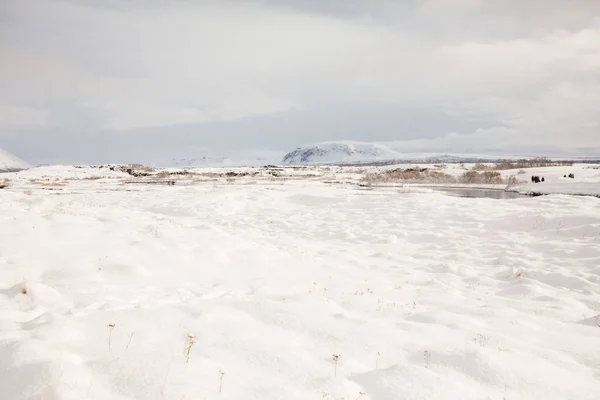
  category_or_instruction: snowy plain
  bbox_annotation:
[1,164,600,400]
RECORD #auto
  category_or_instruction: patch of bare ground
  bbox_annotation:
[26,179,68,187]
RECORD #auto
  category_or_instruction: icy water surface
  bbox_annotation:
[431,187,530,199]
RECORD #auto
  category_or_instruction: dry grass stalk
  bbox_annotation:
[332,353,341,376]
[218,369,225,393]
[107,324,115,352]
[184,334,196,363]
[125,332,135,351]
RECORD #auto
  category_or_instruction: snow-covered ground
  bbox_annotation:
[362,163,600,197]
[1,165,600,399]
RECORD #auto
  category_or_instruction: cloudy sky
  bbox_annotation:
[1,0,599,165]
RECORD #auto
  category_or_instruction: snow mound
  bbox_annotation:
[0,148,30,172]
[6,165,130,181]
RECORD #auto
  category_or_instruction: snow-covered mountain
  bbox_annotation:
[282,142,407,164]
[0,148,30,172]
[166,156,275,168]
[281,141,532,165]
[161,148,286,168]
[170,156,230,167]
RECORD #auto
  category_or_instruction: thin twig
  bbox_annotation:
[219,369,225,393]
[125,332,135,351]
[107,324,115,352]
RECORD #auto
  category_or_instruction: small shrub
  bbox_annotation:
[127,164,156,173]
[362,168,456,184]
[505,175,523,187]
[155,171,171,179]
[492,158,572,170]
[472,163,492,171]
[459,171,503,184]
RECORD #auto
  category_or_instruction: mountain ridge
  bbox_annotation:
[0,148,30,172]
[280,141,600,165]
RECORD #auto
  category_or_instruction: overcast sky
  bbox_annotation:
[1,0,599,165]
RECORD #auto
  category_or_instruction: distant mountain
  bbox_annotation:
[281,141,504,165]
[155,141,599,168]
[170,156,228,167]
[0,148,30,172]
[166,155,275,168]
[282,142,400,164]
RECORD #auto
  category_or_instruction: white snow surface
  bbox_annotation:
[6,165,130,181]
[0,147,30,171]
[1,166,600,399]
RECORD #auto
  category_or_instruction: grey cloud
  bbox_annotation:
[4,101,500,165]
[1,0,599,165]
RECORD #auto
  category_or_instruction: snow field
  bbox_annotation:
[0,175,599,399]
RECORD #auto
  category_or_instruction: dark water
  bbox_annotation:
[431,187,531,199]
[356,185,533,199]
